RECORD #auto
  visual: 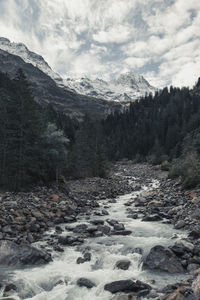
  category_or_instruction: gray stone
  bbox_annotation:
[77,278,96,289]
[0,240,52,266]
[144,245,184,273]
[115,259,131,270]
[104,279,151,294]
[174,220,186,229]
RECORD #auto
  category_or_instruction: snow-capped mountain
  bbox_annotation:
[63,73,156,102]
[0,37,61,82]
[0,37,156,103]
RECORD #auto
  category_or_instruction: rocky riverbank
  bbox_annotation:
[1,162,200,299]
[0,171,133,246]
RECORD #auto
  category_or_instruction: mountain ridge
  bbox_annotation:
[0,37,157,103]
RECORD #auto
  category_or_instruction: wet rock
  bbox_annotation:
[174,220,186,229]
[102,209,109,215]
[127,213,138,219]
[97,225,111,234]
[104,279,151,295]
[115,259,131,270]
[73,224,88,233]
[110,230,132,236]
[144,245,184,273]
[189,229,200,239]
[77,252,91,264]
[63,216,77,223]
[0,240,51,266]
[187,263,200,272]
[107,219,119,226]
[170,241,194,256]
[93,231,103,237]
[142,214,162,222]
[77,278,96,289]
[3,283,18,297]
[91,219,104,225]
[54,246,64,252]
[58,235,84,246]
[87,226,98,233]
[0,298,17,300]
[114,223,125,231]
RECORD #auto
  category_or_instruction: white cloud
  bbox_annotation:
[0,0,200,87]
[124,57,149,68]
[93,25,132,44]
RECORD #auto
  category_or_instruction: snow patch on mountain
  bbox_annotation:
[62,73,157,102]
[0,37,61,82]
[0,37,157,103]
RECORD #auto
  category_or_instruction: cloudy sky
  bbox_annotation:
[0,0,199,88]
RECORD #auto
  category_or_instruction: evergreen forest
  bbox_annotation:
[1,69,200,190]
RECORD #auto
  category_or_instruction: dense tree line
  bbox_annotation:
[0,70,107,190]
[102,84,200,163]
[0,70,71,190]
[1,68,200,190]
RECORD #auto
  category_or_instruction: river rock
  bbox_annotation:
[0,240,51,266]
[170,241,194,257]
[91,219,104,225]
[115,259,131,270]
[87,226,98,233]
[73,224,88,233]
[114,223,125,231]
[144,245,184,273]
[110,230,132,236]
[58,235,84,246]
[97,225,111,234]
[174,220,186,229]
[77,252,91,264]
[142,214,162,221]
[0,298,17,300]
[107,219,119,226]
[77,278,96,289]
[104,279,151,294]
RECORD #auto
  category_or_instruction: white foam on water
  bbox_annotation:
[7,177,188,300]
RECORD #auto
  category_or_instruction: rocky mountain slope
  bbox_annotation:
[0,48,122,120]
[0,37,157,104]
[64,72,157,102]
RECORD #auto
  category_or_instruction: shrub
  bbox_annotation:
[169,152,200,188]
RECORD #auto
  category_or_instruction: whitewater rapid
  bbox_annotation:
[5,178,188,300]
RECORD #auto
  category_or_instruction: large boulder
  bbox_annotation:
[0,240,52,266]
[104,279,151,295]
[143,245,184,273]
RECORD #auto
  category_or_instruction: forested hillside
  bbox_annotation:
[101,81,200,187]
[1,69,200,190]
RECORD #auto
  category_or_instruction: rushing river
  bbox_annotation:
[5,177,188,300]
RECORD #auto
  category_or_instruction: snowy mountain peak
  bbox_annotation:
[0,37,61,81]
[114,72,152,89]
[0,37,157,103]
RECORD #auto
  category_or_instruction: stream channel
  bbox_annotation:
[5,175,188,300]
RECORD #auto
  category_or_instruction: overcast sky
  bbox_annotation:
[0,0,200,88]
